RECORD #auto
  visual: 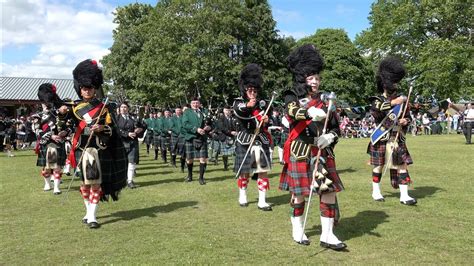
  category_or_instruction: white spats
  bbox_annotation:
[291,216,309,243]
[239,189,248,206]
[43,177,51,191]
[53,179,61,194]
[372,182,384,201]
[399,184,415,202]
[87,203,98,223]
[127,163,136,183]
[257,190,271,209]
[320,216,342,245]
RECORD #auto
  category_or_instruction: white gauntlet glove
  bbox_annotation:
[307,107,326,121]
[317,133,335,149]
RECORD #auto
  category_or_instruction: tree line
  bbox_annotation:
[102,0,473,108]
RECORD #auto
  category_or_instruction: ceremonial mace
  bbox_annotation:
[300,92,336,242]
[235,91,277,179]
[62,91,113,203]
[382,82,414,177]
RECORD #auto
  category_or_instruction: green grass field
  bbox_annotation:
[1,134,473,264]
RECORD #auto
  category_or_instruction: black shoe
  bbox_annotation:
[295,239,311,246]
[82,218,88,224]
[127,181,137,189]
[258,205,273,211]
[239,203,249,207]
[185,176,192,182]
[65,172,71,176]
[88,222,101,229]
[181,168,184,173]
[53,191,62,195]
[374,198,385,202]
[320,241,347,251]
[400,199,417,205]
[199,178,206,185]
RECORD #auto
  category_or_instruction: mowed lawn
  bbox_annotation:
[1,134,472,264]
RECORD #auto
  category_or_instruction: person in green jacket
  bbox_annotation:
[160,109,173,164]
[152,110,162,160]
[182,98,212,185]
[170,107,185,171]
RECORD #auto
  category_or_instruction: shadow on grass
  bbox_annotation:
[384,185,445,199]
[135,177,189,187]
[100,200,198,225]
[135,170,173,177]
[337,167,357,174]
[306,210,389,242]
[266,194,291,207]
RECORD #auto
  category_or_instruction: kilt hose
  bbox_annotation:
[233,141,270,175]
[367,141,413,166]
[185,138,208,160]
[36,142,67,167]
[279,146,344,197]
[170,135,185,156]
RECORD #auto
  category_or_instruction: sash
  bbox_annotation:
[283,99,323,162]
[370,103,403,145]
[68,102,104,168]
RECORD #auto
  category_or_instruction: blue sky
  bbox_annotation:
[1,0,374,78]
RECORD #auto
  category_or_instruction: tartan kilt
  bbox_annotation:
[185,138,208,159]
[160,135,171,151]
[219,140,235,156]
[367,141,413,166]
[73,133,127,200]
[123,140,139,164]
[144,130,153,145]
[279,146,344,196]
[36,142,66,167]
[153,134,161,149]
[170,135,185,156]
[233,141,270,175]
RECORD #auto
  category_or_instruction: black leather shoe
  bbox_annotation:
[127,181,137,189]
[400,199,417,205]
[185,177,192,182]
[320,241,347,251]
[374,198,385,202]
[295,239,311,246]
[65,172,71,176]
[239,203,249,207]
[53,191,62,195]
[199,178,206,185]
[258,206,273,211]
[88,222,101,229]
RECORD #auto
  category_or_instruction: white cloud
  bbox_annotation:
[278,30,310,40]
[1,0,116,78]
[272,9,302,24]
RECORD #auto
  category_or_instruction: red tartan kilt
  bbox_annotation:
[367,141,413,166]
[279,146,343,196]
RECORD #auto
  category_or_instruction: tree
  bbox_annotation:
[297,29,373,104]
[355,0,473,100]
[101,3,153,103]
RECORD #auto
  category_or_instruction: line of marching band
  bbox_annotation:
[22,45,426,251]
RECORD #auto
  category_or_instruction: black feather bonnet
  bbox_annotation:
[239,63,263,98]
[376,57,406,93]
[37,83,62,108]
[287,44,324,97]
[72,59,104,98]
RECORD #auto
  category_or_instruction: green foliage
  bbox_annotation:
[2,135,473,263]
[355,0,473,100]
[104,1,292,107]
[298,29,374,104]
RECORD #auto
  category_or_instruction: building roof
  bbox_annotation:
[0,77,79,101]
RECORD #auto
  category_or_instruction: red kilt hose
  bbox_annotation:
[279,146,343,196]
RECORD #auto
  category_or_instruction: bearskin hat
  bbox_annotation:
[239,63,263,98]
[287,44,324,97]
[72,59,104,98]
[376,56,406,93]
[37,83,63,108]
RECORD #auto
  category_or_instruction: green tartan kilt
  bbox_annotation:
[185,138,208,159]
[144,130,153,145]
[74,134,127,200]
[36,142,66,167]
[153,134,161,149]
[160,135,170,151]
[170,135,185,156]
